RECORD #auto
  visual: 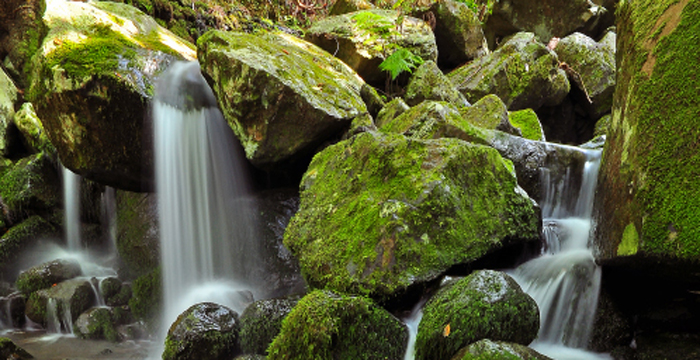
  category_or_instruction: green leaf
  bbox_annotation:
[379,47,424,80]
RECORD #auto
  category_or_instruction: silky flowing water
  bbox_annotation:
[62,166,82,251]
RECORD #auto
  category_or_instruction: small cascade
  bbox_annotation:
[511,145,610,360]
[62,166,82,251]
[101,186,117,254]
[402,298,427,360]
[45,298,73,334]
[91,279,106,307]
[152,61,263,340]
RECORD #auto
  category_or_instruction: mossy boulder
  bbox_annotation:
[0,337,33,360]
[284,131,540,300]
[0,216,59,276]
[74,307,120,342]
[594,0,700,267]
[163,302,241,360]
[405,61,470,108]
[415,270,540,360]
[450,339,552,360]
[0,293,27,328]
[0,0,47,86]
[115,190,159,278]
[197,29,367,169]
[128,266,161,331]
[0,69,19,156]
[556,31,616,118]
[460,94,521,136]
[13,103,55,154]
[329,0,375,15]
[15,258,81,294]
[425,0,489,69]
[267,290,408,360]
[448,32,570,111]
[24,278,96,327]
[0,152,60,226]
[508,109,546,141]
[375,98,410,128]
[27,0,196,191]
[239,296,299,356]
[304,10,437,84]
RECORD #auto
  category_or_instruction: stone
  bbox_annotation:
[416,270,540,360]
[115,190,159,278]
[375,97,410,129]
[305,10,437,84]
[451,339,553,360]
[239,296,299,356]
[509,108,546,141]
[13,103,55,154]
[0,337,33,360]
[284,131,540,300]
[460,94,520,136]
[0,0,46,87]
[556,31,616,118]
[15,258,81,294]
[197,29,367,169]
[267,290,408,360]
[329,0,375,15]
[0,216,59,277]
[75,307,120,342]
[25,278,96,327]
[163,302,241,360]
[0,152,60,226]
[426,0,489,69]
[0,69,19,156]
[447,32,570,111]
[27,0,196,191]
[404,61,470,108]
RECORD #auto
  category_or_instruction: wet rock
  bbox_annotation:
[75,307,120,342]
[0,0,46,87]
[448,32,570,111]
[0,337,33,360]
[451,339,552,360]
[329,0,374,15]
[163,302,241,360]
[284,131,540,300]
[425,0,489,69]
[27,0,196,191]
[116,321,148,341]
[483,0,607,45]
[99,277,122,301]
[305,9,437,84]
[416,270,540,360]
[198,29,367,169]
[267,290,408,359]
[0,152,60,226]
[360,83,385,119]
[106,283,132,308]
[375,98,410,129]
[15,259,81,294]
[593,113,611,138]
[508,108,546,141]
[0,293,26,328]
[536,94,593,145]
[460,94,520,136]
[128,267,161,331]
[25,278,96,327]
[115,191,159,278]
[13,103,54,154]
[0,216,60,278]
[404,61,470,108]
[0,69,19,156]
[556,31,616,119]
[239,296,300,356]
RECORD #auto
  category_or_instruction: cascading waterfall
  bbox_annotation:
[511,145,610,360]
[153,61,262,339]
[62,166,82,251]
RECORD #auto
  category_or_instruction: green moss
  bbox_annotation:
[115,192,159,278]
[80,308,119,342]
[128,267,162,331]
[508,109,543,141]
[239,297,299,355]
[267,290,407,360]
[0,216,57,270]
[617,223,639,256]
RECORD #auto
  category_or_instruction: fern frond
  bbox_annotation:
[379,48,424,80]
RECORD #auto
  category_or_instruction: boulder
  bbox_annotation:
[267,290,408,360]
[304,10,437,84]
[483,0,607,45]
[284,131,540,300]
[555,31,616,118]
[594,0,700,267]
[25,278,96,327]
[508,109,546,141]
[15,258,81,294]
[197,29,367,169]
[404,61,470,108]
[459,94,520,136]
[13,103,54,154]
[0,216,59,277]
[0,69,19,156]
[75,307,120,342]
[447,32,570,111]
[0,152,60,226]
[451,339,552,360]
[128,267,161,331]
[115,191,159,278]
[416,270,540,360]
[375,97,410,128]
[0,0,46,86]
[0,293,26,328]
[425,0,489,69]
[329,0,375,15]
[239,296,299,356]
[163,302,241,360]
[0,337,33,360]
[27,0,196,191]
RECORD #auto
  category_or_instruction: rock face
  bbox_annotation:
[27,0,195,191]
[25,278,96,327]
[460,95,521,136]
[13,103,54,154]
[0,69,19,156]
[555,31,616,118]
[304,10,437,84]
[426,0,489,69]
[163,302,241,360]
[267,290,408,360]
[594,0,700,265]
[447,32,570,111]
[15,259,81,294]
[284,132,540,300]
[0,0,46,86]
[115,191,159,278]
[450,339,552,360]
[239,297,299,356]
[416,270,540,360]
[0,152,60,227]
[405,61,470,108]
[0,216,59,277]
[198,29,367,169]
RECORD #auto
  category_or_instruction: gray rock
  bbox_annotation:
[329,0,374,15]
[451,339,553,360]
[0,69,18,156]
[239,297,299,355]
[375,98,410,129]
[15,259,81,294]
[460,94,520,136]
[13,103,54,154]
[25,278,96,327]
[75,307,120,342]
[427,0,489,69]
[405,61,470,108]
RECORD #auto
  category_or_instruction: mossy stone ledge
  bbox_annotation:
[450,339,552,360]
[284,131,540,300]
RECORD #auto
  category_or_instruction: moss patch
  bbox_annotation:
[128,267,162,331]
[508,109,544,141]
[617,223,639,256]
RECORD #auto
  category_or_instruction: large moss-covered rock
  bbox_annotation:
[426,0,489,69]
[508,109,546,141]
[115,190,159,278]
[15,258,81,294]
[24,278,96,327]
[416,270,540,360]
[267,290,408,360]
[0,152,60,226]
[74,307,120,342]
[594,0,700,266]
[284,131,540,300]
[0,337,33,360]
[460,94,520,136]
[448,32,570,111]
[239,296,299,356]
[13,103,55,154]
[0,216,59,276]
[128,266,161,331]
[305,10,437,84]
[0,0,47,86]
[198,29,367,169]
[556,31,616,118]
[405,61,470,107]
[27,0,196,191]
[375,98,410,128]
[163,302,241,360]
[451,339,552,360]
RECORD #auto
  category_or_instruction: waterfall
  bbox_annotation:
[153,62,262,338]
[62,166,82,251]
[512,145,611,360]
